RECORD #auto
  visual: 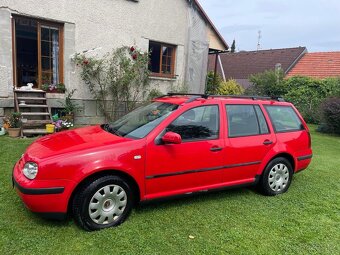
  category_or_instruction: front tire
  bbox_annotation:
[72,175,133,231]
[259,157,293,196]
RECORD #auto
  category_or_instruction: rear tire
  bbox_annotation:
[72,175,133,231]
[259,157,293,196]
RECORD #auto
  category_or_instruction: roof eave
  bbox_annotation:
[191,0,229,50]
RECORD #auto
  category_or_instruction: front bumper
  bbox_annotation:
[12,161,76,215]
[13,177,65,195]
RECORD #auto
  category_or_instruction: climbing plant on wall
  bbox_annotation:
[73,46,150,121]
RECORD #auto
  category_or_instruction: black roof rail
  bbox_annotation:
[155,93,284,102]
[167,92,209,99]
[209,95,285,102]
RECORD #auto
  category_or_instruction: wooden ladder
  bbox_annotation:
[14,89,53,136]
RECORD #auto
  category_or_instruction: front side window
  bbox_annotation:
[104,102,178,139]
[166,105,219,141]
[14,16,63,88]
[149,41,176,77]
[265,105,304,132]
[226,104,269,137]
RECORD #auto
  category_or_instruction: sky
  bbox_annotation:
[199,0,340,52]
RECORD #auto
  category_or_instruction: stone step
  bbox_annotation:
[19,104,48,108]
[23,129,49,135]
[17,97,47,100]
[15,89,45,93]
[22,120,52,126]
[21,112,50,116]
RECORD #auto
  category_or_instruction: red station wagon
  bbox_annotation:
[13,94,313,231]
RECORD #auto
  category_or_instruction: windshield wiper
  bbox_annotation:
[102,124,122,137]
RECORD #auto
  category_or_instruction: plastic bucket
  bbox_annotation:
[46,124,55,133]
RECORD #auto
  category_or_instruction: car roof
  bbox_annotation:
[154,95,291,106]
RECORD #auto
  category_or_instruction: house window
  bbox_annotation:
[13,16,63,88]
[148,41,176,78]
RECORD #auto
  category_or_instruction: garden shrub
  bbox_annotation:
[73,46,150,121]
[206,71,223,94]
[318,97,340,134]
[217,79,244,95]
[147,88,163,101]
[285,76,340,124]
[246,69,287,96]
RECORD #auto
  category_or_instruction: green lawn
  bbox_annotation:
[0,126,339,255]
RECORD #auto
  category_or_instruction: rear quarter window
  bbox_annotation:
[265,105,304,132]
[226,104,269,137]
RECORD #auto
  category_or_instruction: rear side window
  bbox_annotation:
[265,105,304,132]
[226,105,269,137]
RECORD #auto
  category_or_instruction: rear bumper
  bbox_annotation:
[296,154,313,173]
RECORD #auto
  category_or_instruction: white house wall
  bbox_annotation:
[0,0,211,123]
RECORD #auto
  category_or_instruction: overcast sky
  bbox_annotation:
[199,0,340,52]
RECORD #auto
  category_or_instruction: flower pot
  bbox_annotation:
[46,124,55,134]
[7,128,21,138]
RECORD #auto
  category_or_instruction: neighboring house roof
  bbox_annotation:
[192,0,228,50]
[208,47,307,80]
[286,52,340,78]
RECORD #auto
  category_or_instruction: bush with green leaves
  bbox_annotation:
[147,88,163,101]
[318,97,340,134]
[246,69,286,96]
[284,76,340,124]
[217,79,244,95]
[73,46,150,121]
[206,71,223,94]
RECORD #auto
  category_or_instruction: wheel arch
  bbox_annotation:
[259,152,296,176]
[67,169,141,215]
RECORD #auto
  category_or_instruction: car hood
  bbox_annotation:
[25,125,131,161]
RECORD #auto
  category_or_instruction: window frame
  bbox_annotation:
[148,41,176,78]
[165,104,220,143]
[226,104,270,138]
[12,15,64,88]
[264,105,305,133]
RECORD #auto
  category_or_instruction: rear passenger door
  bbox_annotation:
[222,104,275,183]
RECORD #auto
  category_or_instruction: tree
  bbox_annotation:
[231,39,236,53]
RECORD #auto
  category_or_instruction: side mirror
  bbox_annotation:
[162,132,182,144]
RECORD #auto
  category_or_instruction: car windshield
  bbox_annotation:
[102,102,178,139]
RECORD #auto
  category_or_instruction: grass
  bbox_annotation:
[0,126,339,255]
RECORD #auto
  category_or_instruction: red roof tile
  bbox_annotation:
[286,52,340,78]
[209,47,306,79]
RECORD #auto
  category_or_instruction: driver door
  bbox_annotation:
[145,104,225,199]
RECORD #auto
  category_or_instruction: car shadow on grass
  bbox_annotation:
[135,186,258,213]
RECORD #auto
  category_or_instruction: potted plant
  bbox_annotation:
[56,83,66,93]
[42,83,66,93]
[59,89,82,122]
[3,112,22,137]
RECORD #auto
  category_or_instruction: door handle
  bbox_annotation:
[210,147,223,152]
[263,140,273,145]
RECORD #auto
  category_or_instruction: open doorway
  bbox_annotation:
[13,16,63,88]
[15,17,38,87]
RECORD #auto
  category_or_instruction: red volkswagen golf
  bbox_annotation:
[13,94,312,231]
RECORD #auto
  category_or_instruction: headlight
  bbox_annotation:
[23,162,38,180]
